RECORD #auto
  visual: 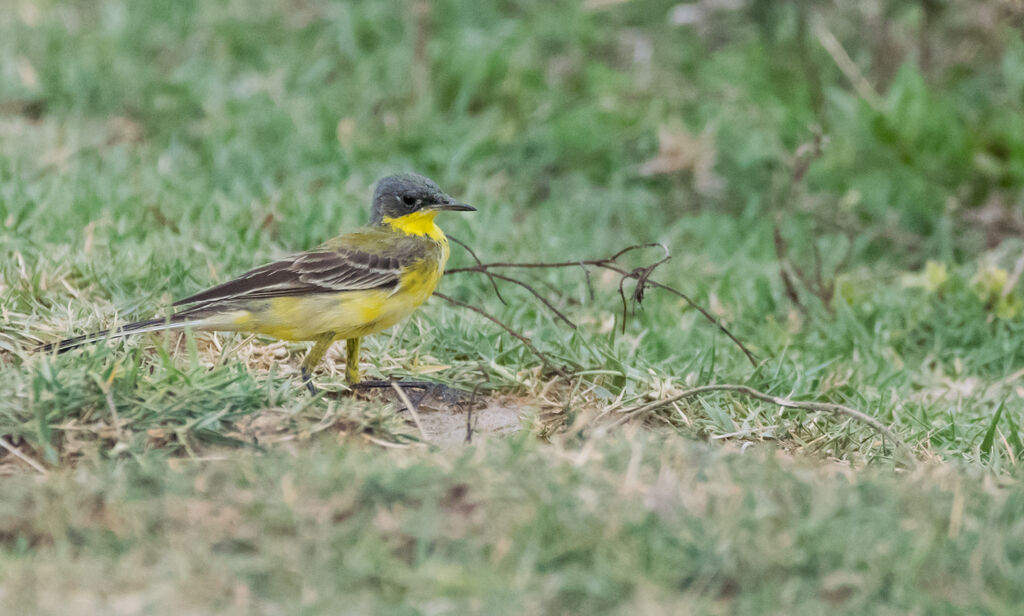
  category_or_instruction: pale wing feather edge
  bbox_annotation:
[173,248,410,307]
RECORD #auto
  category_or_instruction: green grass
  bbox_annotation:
[5,435,1024,615]
[3,0,1024,612]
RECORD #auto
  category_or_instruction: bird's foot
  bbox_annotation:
[301,367,319,396]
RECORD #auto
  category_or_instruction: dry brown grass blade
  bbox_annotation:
[608,384,914,464]
[391,382,428,442]
[0,436,48,475]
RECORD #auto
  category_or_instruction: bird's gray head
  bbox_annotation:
[370,173,475,224]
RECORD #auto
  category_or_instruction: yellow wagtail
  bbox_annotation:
[37,173,475,394]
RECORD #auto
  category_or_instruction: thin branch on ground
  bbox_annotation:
[433,292,575,378]
[464,379,486,444]
[774,223,808,313]
[606,383,913,462]
[446,243,758,366]
[475,270,577,329]
[774,223,842,314]
[449,235,507,305]
[440,246,909,462]
[772,132,847,316]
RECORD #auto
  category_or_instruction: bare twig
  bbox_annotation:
[790,131,825,185]
[608,383,913,462]
[775,222,807,312]
[446,242,666,274]
[773,131,844,316]
[464,380,485,444]
[624,246,671,327]
[774,223,806,312]
[774,217,845,314]
[446,243,758,366]
[0,436,48,475]
[478,270,576,329]
[581,264,595,301]
[600,262,758,366]
[433,292,575,378]
[449,234,507,305]
[608,242,666,262]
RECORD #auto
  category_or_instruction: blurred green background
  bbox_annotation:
[3,1,1024,613]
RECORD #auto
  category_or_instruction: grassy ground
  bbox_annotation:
[3,0,1024,613]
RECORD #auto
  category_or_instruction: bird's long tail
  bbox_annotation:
[35,316,197,355]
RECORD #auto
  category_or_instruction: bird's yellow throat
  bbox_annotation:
[382,209,446,240]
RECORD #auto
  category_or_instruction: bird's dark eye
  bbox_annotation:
[401,195,417,207]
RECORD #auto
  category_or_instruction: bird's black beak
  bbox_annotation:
[428,199,476,212]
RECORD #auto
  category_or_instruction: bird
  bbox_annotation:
[36,173,476,394]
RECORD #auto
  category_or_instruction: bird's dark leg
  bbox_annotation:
[352,379,469,404]
[301,366,318,396]
[300,332,336,395]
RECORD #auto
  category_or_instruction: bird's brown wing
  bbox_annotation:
[174,233,429,307]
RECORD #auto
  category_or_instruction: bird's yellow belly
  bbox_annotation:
[223,266,442,341]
